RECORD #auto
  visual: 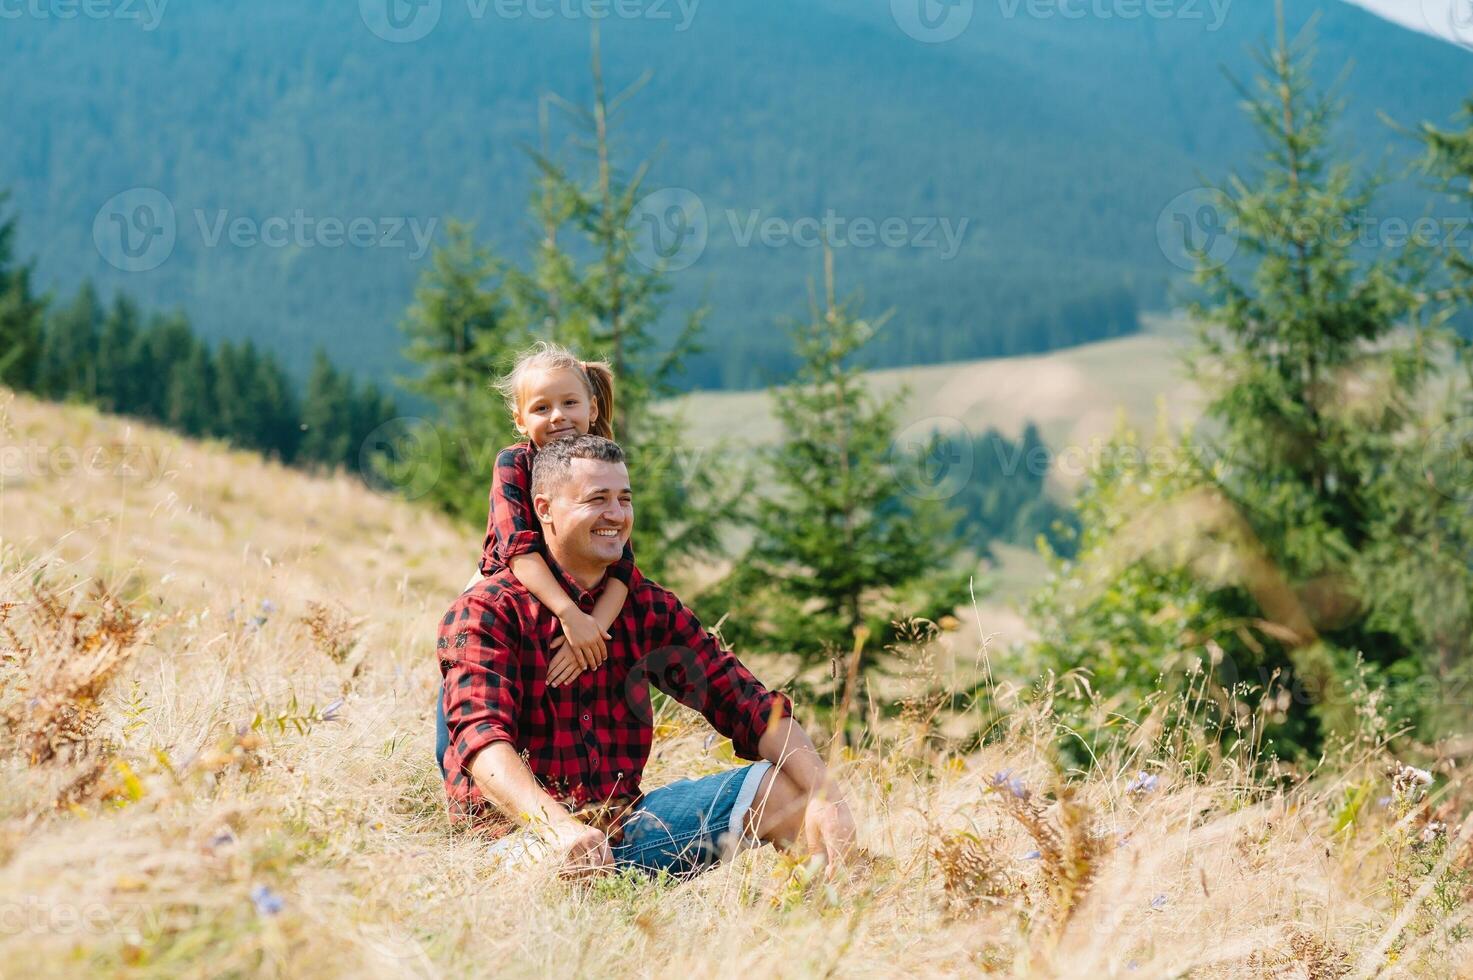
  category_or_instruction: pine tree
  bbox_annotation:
[0,191,44,390]
[249,350,301,462]
[300,349,355,468]
[730,253,964,662]
[96,294,142,414]
[504,29,737,581]
[131,312,196,423]
[166,337,215,437]
[1030,12,1473,755]
[398,220,519,522]
[36,281,101,400]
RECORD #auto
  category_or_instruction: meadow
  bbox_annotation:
[1,386,1470,978]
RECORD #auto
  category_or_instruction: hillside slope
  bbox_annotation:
[1,391,1468,976]
[671,318,1200,493]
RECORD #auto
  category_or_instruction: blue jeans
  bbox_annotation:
[437,686,772,877]
[435,687,449,780]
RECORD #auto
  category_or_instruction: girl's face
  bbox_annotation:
[515,367,597,448]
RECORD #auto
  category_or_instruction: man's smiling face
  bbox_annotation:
[535,458,634,577]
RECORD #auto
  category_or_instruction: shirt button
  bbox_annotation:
[582,714,591,722]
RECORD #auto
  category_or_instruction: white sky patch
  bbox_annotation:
[1343,0,1473,48]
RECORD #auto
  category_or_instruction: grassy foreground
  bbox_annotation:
[1,388,1469,978]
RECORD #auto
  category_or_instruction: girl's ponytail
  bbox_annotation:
[582,361,617,440]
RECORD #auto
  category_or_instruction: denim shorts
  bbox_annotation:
[610,762,773,876]
[484,762,773,879]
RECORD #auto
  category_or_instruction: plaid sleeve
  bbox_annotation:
[488,446,542,562]
[651,588,791,760]
[609,541,637,586]
[439,589,522,799]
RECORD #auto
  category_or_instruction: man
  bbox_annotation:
[437,434,856,877]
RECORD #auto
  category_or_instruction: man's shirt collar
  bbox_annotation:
[543,552,609,609]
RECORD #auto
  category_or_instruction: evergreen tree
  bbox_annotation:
[95,294,143,414]
[0,191,44,390]
[166,337,215,437]
[504,31,738,581]
[398,220,519,522]
[1029,15,1473,757]
[300,349,356,468]
[36,281,101,400]
[726,254,965,662]
[249,350,301,462]
[1422,99,1473,300]
[131,312,196,423]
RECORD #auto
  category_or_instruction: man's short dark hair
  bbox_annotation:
[531,434,626,499]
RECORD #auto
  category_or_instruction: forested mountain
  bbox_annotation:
[1,0,1467,389]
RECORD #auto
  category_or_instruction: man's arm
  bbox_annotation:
[467,743,612,875]
[756,714,857,870]
[650,588,856,867]
[440,591,612,875]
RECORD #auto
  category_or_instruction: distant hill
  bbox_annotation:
[1,0,1467,389]
[670,315,1198,495]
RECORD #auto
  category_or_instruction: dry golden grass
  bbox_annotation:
[1,388,1470,978]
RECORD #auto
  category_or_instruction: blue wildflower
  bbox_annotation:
[250,884,284,917]
[321,698,344,723]
[1127,771,1159,794]
[1149,893,1168,911]
[1022,850,1041,861]
[989,770,1028,799]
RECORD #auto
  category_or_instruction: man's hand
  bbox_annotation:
[548,817,614,879]
[550,610,609,685]
[547,638,589,687]
[803,793,857,876]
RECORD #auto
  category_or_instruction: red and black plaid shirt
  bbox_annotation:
[439,560,792,823]
[479,442,636,584]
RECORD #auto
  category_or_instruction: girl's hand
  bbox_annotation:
[550,610,609,683]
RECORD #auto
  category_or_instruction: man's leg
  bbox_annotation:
[743,765,808,849]
[434,682,449,779]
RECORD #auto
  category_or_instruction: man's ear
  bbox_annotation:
[532,491,554,531]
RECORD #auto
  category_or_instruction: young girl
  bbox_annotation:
[479,341,634,687]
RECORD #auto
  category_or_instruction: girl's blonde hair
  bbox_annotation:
[494,341,616,440]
